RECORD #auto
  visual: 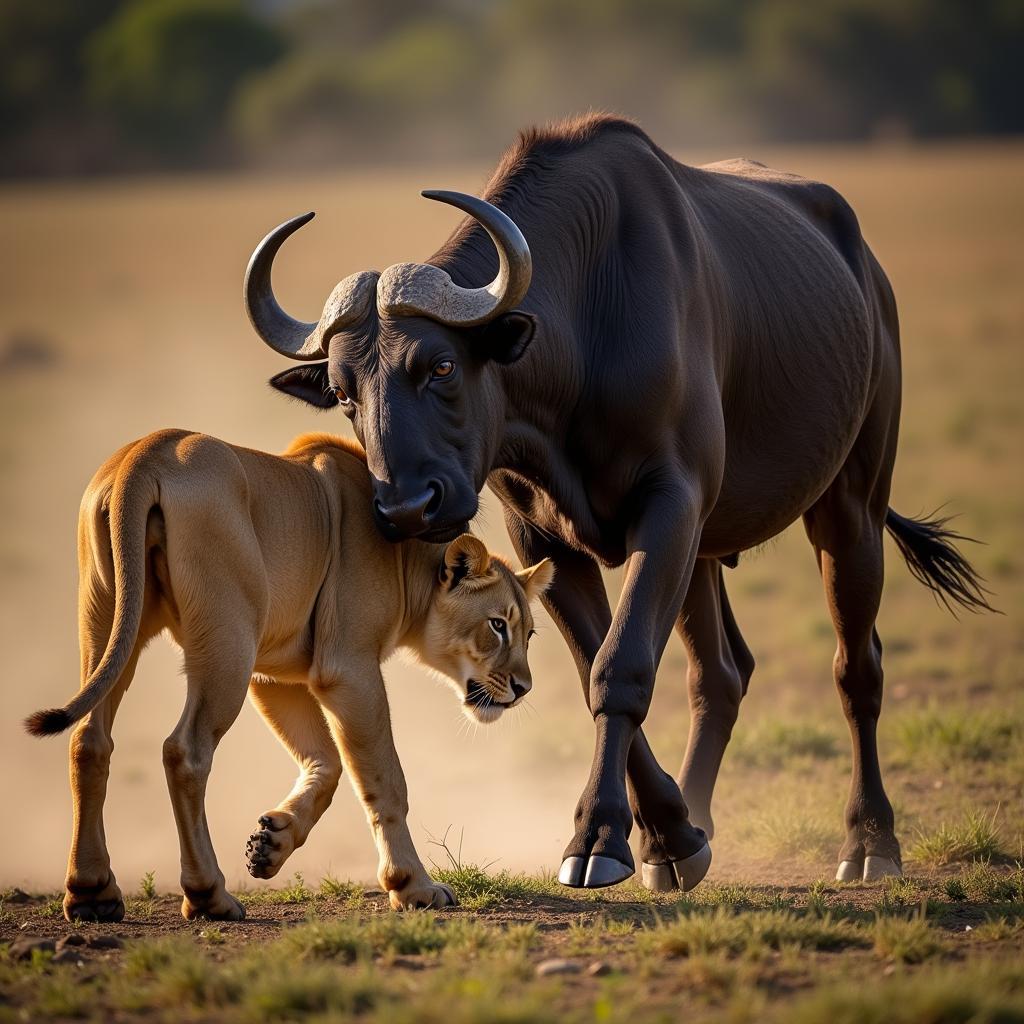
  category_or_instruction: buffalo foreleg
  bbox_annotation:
[507,480,711,890]
[503,508,705,887]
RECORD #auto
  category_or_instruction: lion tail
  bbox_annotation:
[24,458,156,737]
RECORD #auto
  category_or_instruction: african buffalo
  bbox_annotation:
[245,114,990,891]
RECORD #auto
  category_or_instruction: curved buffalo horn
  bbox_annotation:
[244,211,378,360]
[375,190,532,327]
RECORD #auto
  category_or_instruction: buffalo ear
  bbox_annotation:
[476,311,536,365]
[269,363,337,408]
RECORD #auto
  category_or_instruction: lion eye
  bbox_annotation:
[432,360,456,380]
[488,618,507,639]
[332,384,351,406]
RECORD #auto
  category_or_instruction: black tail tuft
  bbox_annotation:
[885,508,996,616]
[24,708,72,737]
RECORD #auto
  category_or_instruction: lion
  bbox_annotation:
[25,429,552,921]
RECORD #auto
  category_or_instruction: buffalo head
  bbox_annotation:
[246,192,534,542]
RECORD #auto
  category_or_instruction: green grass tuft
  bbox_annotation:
[34,896,63,919]
[892,707,1021,768]
[943,877,968,901]
[432,862,554,909]
[781,961,1024,1023]
[970,916,1024,942]
[138,870,157,900]
[564,913,636,954]
[242,963,383,1021]
[876,875,926,914]
[279,913,449,961]
[873,912,946,963]
[318,874,363,902]
[947,861,1024,903]
[639,907,865,959]
[277,872,313,903]
[910,811,1005,867]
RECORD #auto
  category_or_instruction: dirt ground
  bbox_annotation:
[2,865,1024,1022]
[1,140,1022,1019]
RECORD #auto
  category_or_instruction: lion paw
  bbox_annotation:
[389,880,458,911]
[181,886,245,922]
[246,812,298,879]
[64,874,125,923]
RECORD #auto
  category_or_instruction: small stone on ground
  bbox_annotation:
[9,936,56,959]
[536,958,582,977]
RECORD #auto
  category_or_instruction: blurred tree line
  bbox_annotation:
[2,0,1022,176]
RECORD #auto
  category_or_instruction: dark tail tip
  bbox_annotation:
[24,708,72,737]
[885,507,997,616]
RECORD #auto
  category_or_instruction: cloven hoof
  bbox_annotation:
[640,841,713,893]
[558,854,634,889]
[836,855,902,882]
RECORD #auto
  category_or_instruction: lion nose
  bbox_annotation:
[374,481,444,534]
[510,678,531,700]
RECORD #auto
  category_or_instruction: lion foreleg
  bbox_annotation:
[245,681,342,878]
[312,664,455,910]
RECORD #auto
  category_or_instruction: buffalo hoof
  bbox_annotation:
[641,841,713,893]
[836,855,902,882]
[836,859,862,882]
[558,854,633,889]
[863,855,902,881]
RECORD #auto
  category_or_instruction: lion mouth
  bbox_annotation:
[464,679,513,710]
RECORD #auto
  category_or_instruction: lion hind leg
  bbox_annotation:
[64,510,165,923]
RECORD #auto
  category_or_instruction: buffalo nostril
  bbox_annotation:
[424,480,444,519]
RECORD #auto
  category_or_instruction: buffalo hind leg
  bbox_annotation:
[675,558,754,841]
[503,509,708,891]
[163,634,255,921]
[804,493,901,882]
[245,681,342,878]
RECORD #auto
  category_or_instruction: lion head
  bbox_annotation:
[415,534,553,723]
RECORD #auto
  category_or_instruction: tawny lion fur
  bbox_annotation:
[26,428,552,921]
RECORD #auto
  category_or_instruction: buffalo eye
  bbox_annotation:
[431,360,456,381]
[333,384,351,406]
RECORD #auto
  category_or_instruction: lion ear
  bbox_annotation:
[516,558,554,600]
[440,534,491,589]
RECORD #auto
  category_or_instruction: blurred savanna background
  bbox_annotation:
[1,0,1022,915]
